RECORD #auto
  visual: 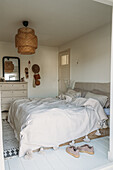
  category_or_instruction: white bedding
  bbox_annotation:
[8,97,108,157]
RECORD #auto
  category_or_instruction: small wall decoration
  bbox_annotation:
[32,64,41,87]
[25,67,29,79]
[28,60,31,69]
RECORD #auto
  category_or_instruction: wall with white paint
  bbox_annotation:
[28,46,58,98]
[0,24,111,98]
[59,24,111,83]
[0,42,58,98]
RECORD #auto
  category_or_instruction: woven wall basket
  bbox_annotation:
[15,27,38,55]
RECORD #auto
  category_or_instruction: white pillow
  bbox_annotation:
[65,89,81,98]
[58,89,81,102]
[85,92,108,107]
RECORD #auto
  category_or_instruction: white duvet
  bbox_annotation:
[8,97,107,157]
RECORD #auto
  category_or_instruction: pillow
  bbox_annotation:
[85,92,108,107]
[74,88,90,97]
[58,89,81,102]
[65,89,81,98]
[92,89,110,108]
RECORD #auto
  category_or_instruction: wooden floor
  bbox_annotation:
[4,136,112,170]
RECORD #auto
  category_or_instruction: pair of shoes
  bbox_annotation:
[66,144,94,158]
[66,146,80,158]
[77,144,94,155]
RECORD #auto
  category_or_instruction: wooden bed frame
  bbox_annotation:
[58,82,110,147]
[33,128,109,152]
[4,82,109,155]
[67,82,110,143]
[60,128,109,146]
[34,82,110,152]
[35,128,109,152]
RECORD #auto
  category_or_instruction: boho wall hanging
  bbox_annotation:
[28,60,31,69]
[25,67,29,79]
[15,21,38,55]
[32,64,41,87]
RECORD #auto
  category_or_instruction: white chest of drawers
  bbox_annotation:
[0,82,28,112]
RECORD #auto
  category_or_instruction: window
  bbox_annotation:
[61,54,69,65]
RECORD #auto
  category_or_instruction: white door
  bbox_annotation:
[0,92,5,170]
[58,49,70,95]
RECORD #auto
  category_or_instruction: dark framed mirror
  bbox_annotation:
[3,56,20,82]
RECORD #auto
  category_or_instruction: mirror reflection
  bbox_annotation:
[3,57,20,81]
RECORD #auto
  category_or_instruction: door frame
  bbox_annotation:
[94,0,113,162]
[0,91,5,170]
[108,6,113,161]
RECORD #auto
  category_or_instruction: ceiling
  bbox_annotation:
[0,0,111,47]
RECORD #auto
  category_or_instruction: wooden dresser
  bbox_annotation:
[0,82,28,112]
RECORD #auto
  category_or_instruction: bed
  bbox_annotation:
[8,82,110,157]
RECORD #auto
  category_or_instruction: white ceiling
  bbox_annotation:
[94,0,113,6]
[0,0,111,47]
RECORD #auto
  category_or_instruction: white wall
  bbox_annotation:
[0,42,58,98]
[59,24,111,83]
[0,24,111,98]
[28,46,58,98]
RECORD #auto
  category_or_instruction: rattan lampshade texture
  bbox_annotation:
[15,21,38,55]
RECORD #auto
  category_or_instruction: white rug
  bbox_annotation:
[2,120,19,159]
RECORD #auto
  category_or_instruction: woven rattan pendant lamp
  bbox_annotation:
[15,21,38,55]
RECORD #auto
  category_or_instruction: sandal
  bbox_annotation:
[66,146,80,158]
[77,144,94,155]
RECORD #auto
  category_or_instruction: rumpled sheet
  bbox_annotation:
[8,97,107,157]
